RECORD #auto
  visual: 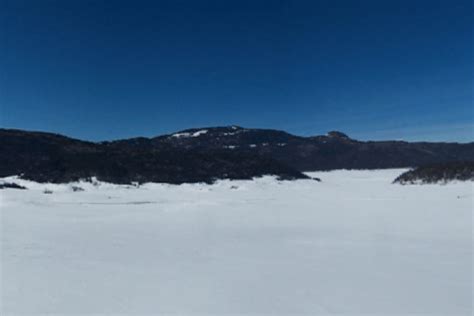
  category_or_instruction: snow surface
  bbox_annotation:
[1,169,472,315]
[171,129,208,138]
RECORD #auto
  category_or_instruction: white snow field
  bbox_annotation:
[0,169,472,315]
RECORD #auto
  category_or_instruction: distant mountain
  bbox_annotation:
[1,126,473,184]
[394,161,474,184]
[0,128,307,184]
[108,126,474,170]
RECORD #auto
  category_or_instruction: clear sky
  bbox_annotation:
[1,0,472,142]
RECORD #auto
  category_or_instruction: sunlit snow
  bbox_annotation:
[171,129,208,138]
[1,169,472,315]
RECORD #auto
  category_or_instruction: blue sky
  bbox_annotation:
[1,0,472,142]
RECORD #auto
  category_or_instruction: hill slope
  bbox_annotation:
[110,126,474,170]
[1,126,473,184]
[394,161,474,184]
[0,129,307,184]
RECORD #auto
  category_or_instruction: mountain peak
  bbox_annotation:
[327,131,350,139]
[2,127,474,184]
[167,125,247,139]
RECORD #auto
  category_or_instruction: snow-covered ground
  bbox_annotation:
[1,169,472,315]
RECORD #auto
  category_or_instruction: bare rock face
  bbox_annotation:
[1,126,473,184]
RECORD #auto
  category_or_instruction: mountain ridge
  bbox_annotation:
[1,126,473,184]
[4,125,472,145]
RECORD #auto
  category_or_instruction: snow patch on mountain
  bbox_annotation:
[171,129,208,138]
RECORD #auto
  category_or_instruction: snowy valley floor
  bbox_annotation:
[0,169,472,315]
